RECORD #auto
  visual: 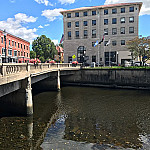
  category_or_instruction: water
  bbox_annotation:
[1,86,150,150]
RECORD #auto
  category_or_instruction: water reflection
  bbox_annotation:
[42,87,150,149]
[1,87,150,149]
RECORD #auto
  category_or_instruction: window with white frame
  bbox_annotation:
[2,47,5,55]
[14,50,17,56]
[8,49,12,56]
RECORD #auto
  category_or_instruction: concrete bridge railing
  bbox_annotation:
[0,63,81,77]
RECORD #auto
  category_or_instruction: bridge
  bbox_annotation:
[0,63,81,116]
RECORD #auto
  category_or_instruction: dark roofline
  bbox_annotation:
[0,29,30,44]
[60,2,143,14]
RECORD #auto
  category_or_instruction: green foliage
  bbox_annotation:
[39,56,45,63]
[32,35,57,62]
[126,37,150,64]
[30,51,36,59]
[59,43,63,48]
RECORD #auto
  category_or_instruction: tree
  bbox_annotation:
[30,51,36,59]
[126,37,150,65]
[32,35,57,62]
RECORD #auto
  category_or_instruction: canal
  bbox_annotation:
[0,86,150,149]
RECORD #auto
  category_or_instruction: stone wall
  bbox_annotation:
[61,69,150,90]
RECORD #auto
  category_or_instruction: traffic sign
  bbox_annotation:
[72,55,76,59]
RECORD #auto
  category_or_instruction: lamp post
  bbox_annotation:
[3,30,7,63]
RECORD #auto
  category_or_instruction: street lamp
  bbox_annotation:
[3,30,7,63]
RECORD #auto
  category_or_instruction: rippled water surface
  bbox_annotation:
[1,86,150,150]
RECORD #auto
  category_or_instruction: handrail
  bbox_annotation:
[0,63,82,76]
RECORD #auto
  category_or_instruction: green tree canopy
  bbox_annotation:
[126,37,150,64]
[32,35,57,62]
[30,51,36,59]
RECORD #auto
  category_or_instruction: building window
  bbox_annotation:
[68,31,71,39]
[129,17,134,23]
[120,17,125,23]
[18,43,20,48]
[68,56,72,63]
[120,27,125,34]
[18,51,20,56]
[2,48,5,55]
[8,49,12,56]
[27,46,28,50]
[12,41,14,46]
[83,21,88,26]
[67,22,71,28]
[92,20,96,26]
[83,11,88,16]
[24,45,25,50]
[121,40,125,45]
[121,7,125,13]
[84,30,88,38]
[27,53,28,57]
[75,12,79,17]
[75,21,79,27]
[112,18,117,24]
[112,8,117,14]
[129,6,134,12]
[67,13,71,18]
[9,40,11,46]
[21,44,22,49]
[104,28,108,35]
[75,31,79,38]
[104,19,108,25]
[92,29,96,38]
[24,52,25,56]
[92,56,96,62]
[92,42,95,47]
[14,51,17,56]
[104,41,108,46]
[112,28,117,35]
[1,37,3,43]
[104,9,108,15]
[112,40,117,46]
[129,27,134,33]
[15,42,16,47]
[92,10,96,15]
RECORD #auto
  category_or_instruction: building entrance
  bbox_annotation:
[77,46,86,63]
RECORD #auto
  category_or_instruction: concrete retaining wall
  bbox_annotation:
[61,69,150,90]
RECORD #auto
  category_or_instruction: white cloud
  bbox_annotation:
[58,0,75,5]
[0,13,38,43]
[34,0,53,6]
[15,13,37,23]
[44,24,50,26]
[52,39,59,45]
[38,25,43,28]
[41,8,66,21]
[104,0,150,16]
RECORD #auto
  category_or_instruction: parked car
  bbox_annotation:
[133,61,142,66]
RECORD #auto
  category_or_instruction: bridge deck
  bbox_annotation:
[0,63,81,86]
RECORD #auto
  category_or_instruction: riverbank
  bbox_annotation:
[61,68,150,90]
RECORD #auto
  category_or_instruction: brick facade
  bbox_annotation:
[0,29,30,63]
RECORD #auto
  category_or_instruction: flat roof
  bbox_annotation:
[0,29,30,44]
[60,2,143,13]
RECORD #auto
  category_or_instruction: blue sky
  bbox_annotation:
[0,0,149,48]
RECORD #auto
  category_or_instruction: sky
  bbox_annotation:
[0,0,149,48]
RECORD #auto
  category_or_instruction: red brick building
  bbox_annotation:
[56,45,64,62]
[0,29,30,63]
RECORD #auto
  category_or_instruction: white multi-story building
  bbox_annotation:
[60,2,142,65]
